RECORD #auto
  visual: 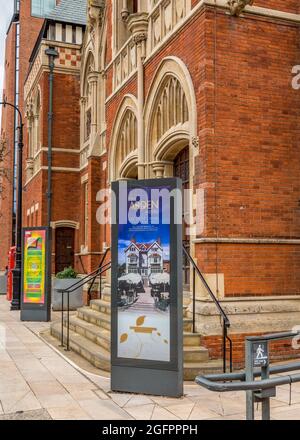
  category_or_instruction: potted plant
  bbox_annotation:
[52,267,84,311]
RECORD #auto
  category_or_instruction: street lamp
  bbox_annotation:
[0,99,23,310]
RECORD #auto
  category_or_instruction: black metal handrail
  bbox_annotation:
[58,256,111,352]
[87,247,111,303]
[183,245,233,373]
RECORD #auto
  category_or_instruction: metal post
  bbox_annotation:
[192,267,195,334]
[261,353,271,420]
[11,122,23,310]
[245,338,255,420]
[223,321,227,373]
[0,100,24,311]
[45,47,58,321]
[60,291,64,347]
[66,292,70,351]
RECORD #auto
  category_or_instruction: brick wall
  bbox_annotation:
[202,332,300,369]
[0,0,43,270]
[104,6,300,299]
[0,23,17,269]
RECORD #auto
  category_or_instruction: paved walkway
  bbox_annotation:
[1,296,300,420]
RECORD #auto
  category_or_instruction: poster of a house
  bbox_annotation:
[117,188,171,362]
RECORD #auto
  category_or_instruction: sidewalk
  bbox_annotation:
[0,296,300,420]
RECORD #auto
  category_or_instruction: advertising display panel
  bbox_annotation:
[111,178,183,397]
[21,227,50,322]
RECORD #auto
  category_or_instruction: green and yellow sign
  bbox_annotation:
[23,229,46,304]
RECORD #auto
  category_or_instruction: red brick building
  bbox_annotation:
[0,0,46,270]
[1,1,300,376]
[73,0,300,372]
[0,0,86,276]
[23,0,86,274]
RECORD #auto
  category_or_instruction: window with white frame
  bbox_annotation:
[31,0,56,17]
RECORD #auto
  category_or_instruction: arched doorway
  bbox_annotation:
[55,227,75,274]
[174,146,190,289]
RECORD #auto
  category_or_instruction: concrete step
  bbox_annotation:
[183,346,209,362]
[183,318,193,332]
[90,299,111,315]
[183,304,189,318]
[77,307,111,331]
[51,322,110,371]
[63,315,110,352]
[64,314,204,358]
[183,332,202,347]
[84,302,192,331]
[184,360,224,381]
[102,292,111,302]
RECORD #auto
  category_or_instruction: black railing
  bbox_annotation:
[58,245,232,372]
[58,249,111,351]
[87,247,111,303]
[183,245,233,373]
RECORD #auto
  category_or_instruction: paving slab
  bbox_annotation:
[0,409,52,420]
[0,297,300,420]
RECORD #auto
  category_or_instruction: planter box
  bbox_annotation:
[52,278,83,311]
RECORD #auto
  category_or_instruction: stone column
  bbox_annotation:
[88,71,99,139]
[152,162,165,178]
[128,13,149,179]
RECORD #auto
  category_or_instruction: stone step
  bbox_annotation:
[102,292,111,302]
[83,302,192,331]
[183,346,209,362]
[77,307,111,331]
[184,360,224,381]
[183,318,193,332]
[90,299,111,315]
[63,315,206,361]
[183,304,189,318]
[51,319,220,380]
[63,315,110,352]
[51,322,111,371]
[183,332,202,347]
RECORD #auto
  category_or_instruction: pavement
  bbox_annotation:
[1,296,300,420]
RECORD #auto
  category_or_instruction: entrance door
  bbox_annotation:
[55,227,75,274]
[174,146,190,288]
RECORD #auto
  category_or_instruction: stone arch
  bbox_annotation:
[51,220,79,230]
[144,57,199,272]
[81,51,95,96]
[144,56,197,177]
[109,95,138,181]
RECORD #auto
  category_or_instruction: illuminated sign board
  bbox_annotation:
[111,178,183,397]
[21,227,50,322]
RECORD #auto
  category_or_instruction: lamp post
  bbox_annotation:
[0,99,23,310]
[45,46,58,315]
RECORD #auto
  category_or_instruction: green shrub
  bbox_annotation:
[56,267,78,279]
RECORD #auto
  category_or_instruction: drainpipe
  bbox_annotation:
[45,46,58,315]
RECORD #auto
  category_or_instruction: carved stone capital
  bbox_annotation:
[127,12,149,45]
[152,162,165,178]
[227,0,254,16]
[88,0,105,31]
[132,33,147,45]
[88,70,101,84]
